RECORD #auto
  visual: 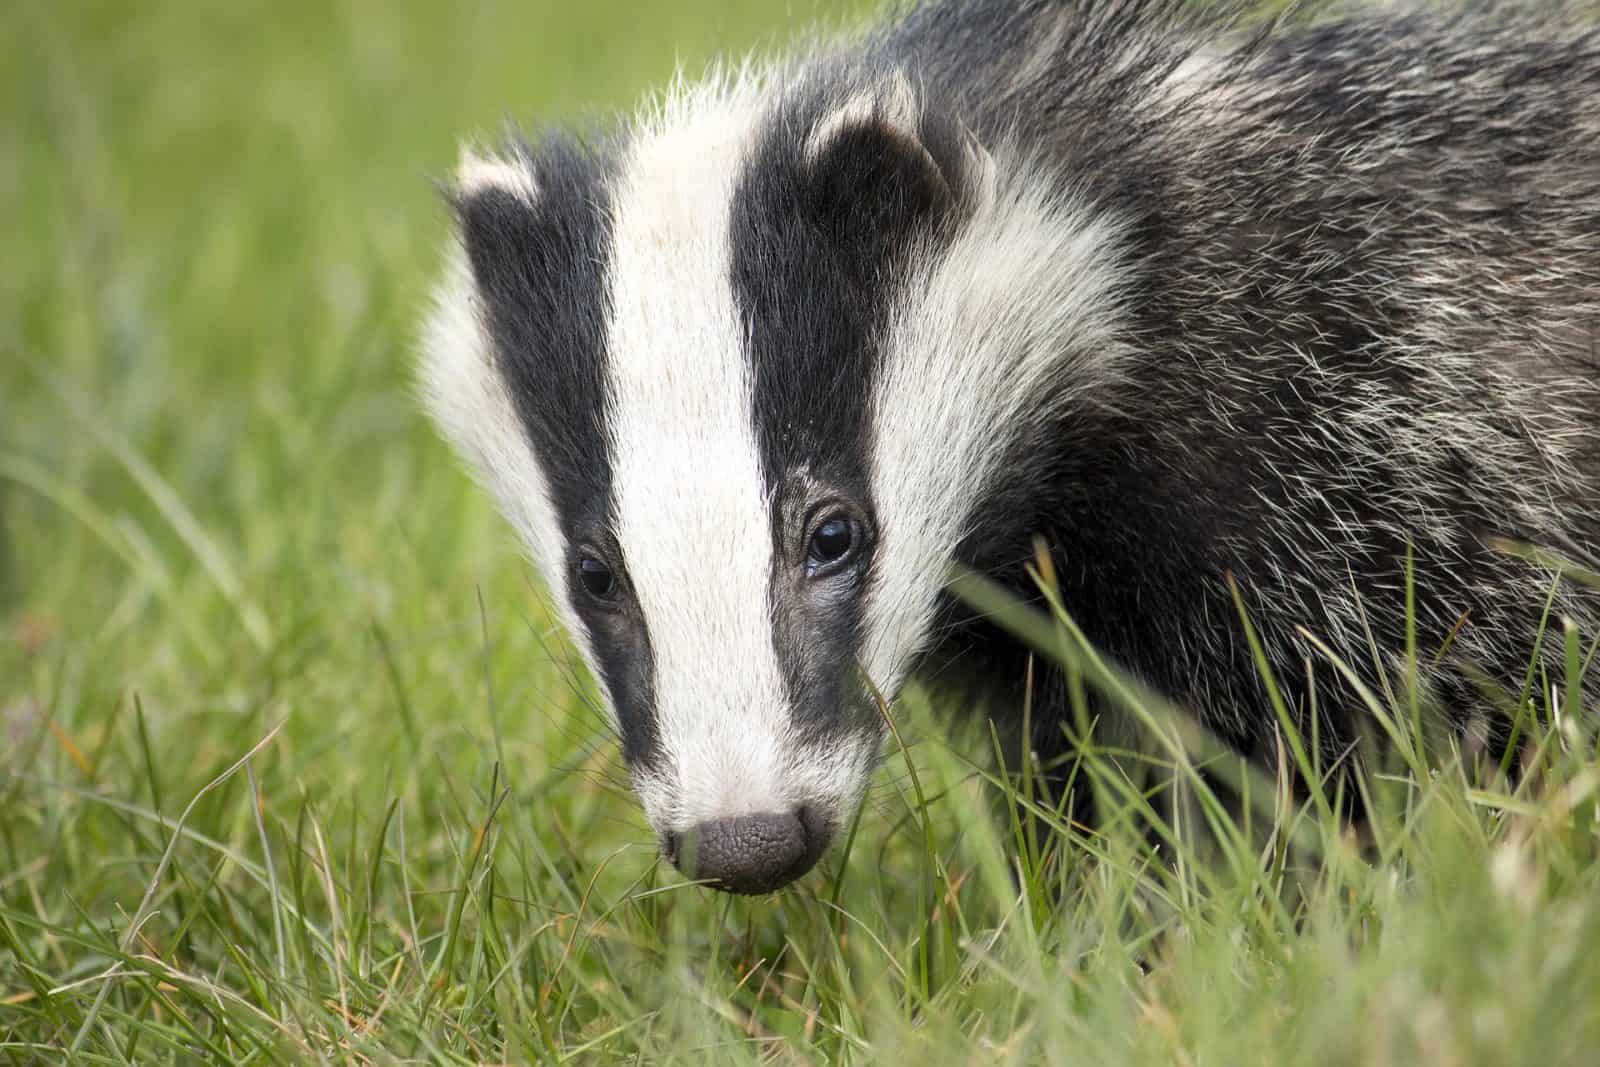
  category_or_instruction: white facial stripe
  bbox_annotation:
[864,153,1134,695]
[603,80,807,832]
[418,248,610,711]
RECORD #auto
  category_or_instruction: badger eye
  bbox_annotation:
[577,556,619,601]
[806,515,856,570]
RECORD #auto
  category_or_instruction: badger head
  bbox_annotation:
[420,71,1128,893]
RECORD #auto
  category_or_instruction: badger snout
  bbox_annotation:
[663,806,831,894]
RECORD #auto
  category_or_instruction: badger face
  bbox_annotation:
[421,73,1129,893]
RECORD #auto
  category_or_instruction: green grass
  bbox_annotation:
[4,1,1600,1062]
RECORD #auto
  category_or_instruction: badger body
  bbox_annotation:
[422,0,1600,894]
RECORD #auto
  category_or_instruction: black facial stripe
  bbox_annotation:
[454,134,661,770]
[730,81,971,739]
[728,99,880,738]
[731,109,883,490]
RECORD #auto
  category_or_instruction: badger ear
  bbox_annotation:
[444,143,544,299]
[452,143,539,206]
[802,71,994,245]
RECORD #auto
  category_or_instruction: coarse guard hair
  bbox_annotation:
[420,0,1600,894]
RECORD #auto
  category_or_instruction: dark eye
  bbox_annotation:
[577,556,619,601]
[806,515,856,570]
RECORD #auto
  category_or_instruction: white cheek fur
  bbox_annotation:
[417,242,612,717]
[863,152,1133,701]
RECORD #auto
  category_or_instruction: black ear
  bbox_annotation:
[802,72,994,249]
[444,139,612,367]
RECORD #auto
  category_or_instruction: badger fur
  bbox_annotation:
[420,0,1600,894]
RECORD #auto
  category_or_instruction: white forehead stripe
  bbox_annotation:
[418,248,610,710]
[863,156,1133,696]
[604,80,828,831]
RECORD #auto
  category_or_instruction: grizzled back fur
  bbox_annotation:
[421,0,1600,892]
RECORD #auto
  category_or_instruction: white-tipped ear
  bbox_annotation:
[804,68,924,165]
[802,69,997,221]
[454,143,539,204]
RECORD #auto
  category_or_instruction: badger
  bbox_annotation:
[420,0,1600,894]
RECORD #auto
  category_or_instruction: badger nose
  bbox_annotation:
[666,809,825,894]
